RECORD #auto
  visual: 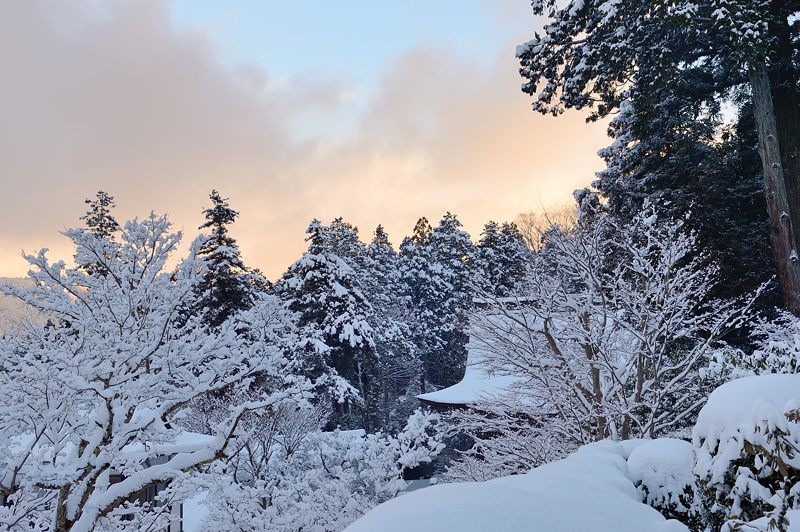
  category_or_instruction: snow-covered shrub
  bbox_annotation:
[444,206,759,482]
[626,439,704,530]
[693,375,800,531]
[197,409,444,531]
[744,312,800,374]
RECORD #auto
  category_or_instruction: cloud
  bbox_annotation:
[292,46,607,246]
[0,0,608,279]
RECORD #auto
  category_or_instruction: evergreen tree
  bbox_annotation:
[372,224,391,248]
[404,217,432,248]
[400,213,474,390]
[321,217,366,261]
[77,190,120,276]
[517,0,800,311]
[80,191,119,238]
[475,221,530,297]
[598,98,778,307]
[363,225,420,431]
[276,220,380,430]
[194,190,255,329]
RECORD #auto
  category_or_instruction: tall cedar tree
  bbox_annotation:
[195,190,254,328]
[400,213,473,390]
[475,221,530,297]
[276,220,380,430]
[363,225,421,431]
[598,95,778,308]
[517,0,800,312]
[315,219,420,431]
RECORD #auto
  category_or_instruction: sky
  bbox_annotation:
[0,0,608,279]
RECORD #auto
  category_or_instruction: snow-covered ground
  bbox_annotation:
[350,374,800,532]
[345,440,689,532]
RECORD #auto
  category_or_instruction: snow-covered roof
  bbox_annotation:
[417,309,529,406]
[344,441,688,532]
[416,364,521,406]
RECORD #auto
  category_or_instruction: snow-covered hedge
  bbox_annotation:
[625,439,703,529]
[693,374,800,530]
[345,441,689,532]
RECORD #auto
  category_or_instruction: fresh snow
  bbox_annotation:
[693,374,800,523]
[627,438,695,511]
[415,361,520,405]
[345,441,689,532]
[747,510,800,531]
[694,374,800,440]
[692,374,800,466]
[182,491,210,532]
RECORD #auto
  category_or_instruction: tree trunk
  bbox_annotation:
[54,485,72,532]
[749,62,800,312]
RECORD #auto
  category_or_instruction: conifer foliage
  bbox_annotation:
[516,0,800,311]
[80,191,120,239]
[78,191,120,276]
[194,190,256,328]
[275,219,379,429]
[474,221,530,297]
[400,213,474,390]
[362,225,420,430]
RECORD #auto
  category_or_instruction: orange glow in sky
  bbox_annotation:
[0,1,608,280]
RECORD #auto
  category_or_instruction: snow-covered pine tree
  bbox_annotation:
[475,220,501,287]
[400,213,473,390]
[77,191,120,276]
[516,0,800,311]
[399,218,436,394]
[475,221,530,297]
[81,191,120,239]
[194,190,256,329]
[362,225,421,431]
[321,217,366,261]
[406,217,432,247]
[275,219,379,430]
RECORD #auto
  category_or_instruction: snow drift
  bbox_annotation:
[345,440,689,532]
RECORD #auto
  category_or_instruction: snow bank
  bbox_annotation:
[345,441,688,532]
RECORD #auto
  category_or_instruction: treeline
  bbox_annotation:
[79,190,532,434]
